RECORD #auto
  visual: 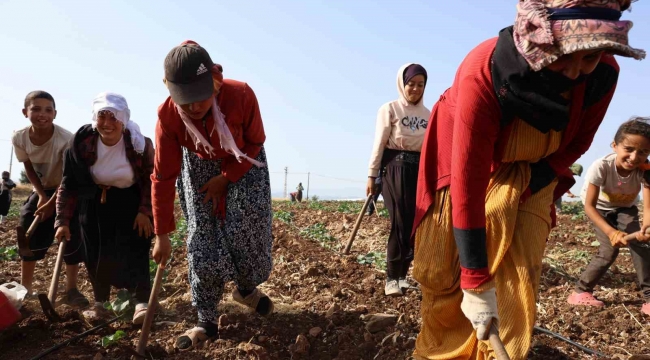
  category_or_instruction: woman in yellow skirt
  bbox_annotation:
[411,1,645,359]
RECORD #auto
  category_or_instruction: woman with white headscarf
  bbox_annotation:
[55,92,155,324]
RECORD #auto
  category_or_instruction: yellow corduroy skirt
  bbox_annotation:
[412,162,558,360]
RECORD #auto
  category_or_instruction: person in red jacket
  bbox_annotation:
[410,1,644,359]
[151,41,273,351]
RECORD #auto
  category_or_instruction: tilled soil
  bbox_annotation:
[1,193,649,359]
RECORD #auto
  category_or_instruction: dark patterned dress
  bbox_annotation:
[176,147,272,322]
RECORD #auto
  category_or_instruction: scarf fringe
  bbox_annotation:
[176,98,266,168]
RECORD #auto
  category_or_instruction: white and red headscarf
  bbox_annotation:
[174,40,265,168]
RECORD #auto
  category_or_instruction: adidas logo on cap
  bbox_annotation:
[197,63,208,75]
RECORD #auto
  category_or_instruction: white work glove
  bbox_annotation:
[460,288,499,340]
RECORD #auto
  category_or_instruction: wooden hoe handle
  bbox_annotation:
[136,264,165,356]
[343,194,373,255]
[26,214,41,239]
[48,240,67,307]
[622,228,650,243]
[488,322,511,360]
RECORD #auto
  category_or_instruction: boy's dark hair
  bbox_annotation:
[614,116,650,144]
[24,90,56,109]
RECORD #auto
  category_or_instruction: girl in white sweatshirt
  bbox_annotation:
[366,63,431,296]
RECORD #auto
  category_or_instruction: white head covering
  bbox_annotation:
[92,92,145,154]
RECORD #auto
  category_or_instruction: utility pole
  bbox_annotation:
[8,145,13,176]
[306,172,310,200]
[283,167,288,198]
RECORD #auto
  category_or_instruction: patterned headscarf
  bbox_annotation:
[514,0,645,71]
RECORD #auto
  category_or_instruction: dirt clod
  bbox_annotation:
[307,267,320,277]
[237,342,269,359]
[309,327,322,337]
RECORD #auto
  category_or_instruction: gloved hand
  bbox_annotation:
[460,288,499,340]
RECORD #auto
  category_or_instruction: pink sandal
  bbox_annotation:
[641,303,650,315]
[567,291,605,307]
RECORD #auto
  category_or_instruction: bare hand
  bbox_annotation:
[567,193,577,198]
[36,194,49,209]
[35,196,55,220]
[366,178,376,197]
[133,212,153,238]
[55,226,71,242]
[609,230,629,247]
[637,225,650,242]
[152,234,172,268]
[199,175,229,215]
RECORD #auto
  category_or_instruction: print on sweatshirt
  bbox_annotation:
[401,115,428,132]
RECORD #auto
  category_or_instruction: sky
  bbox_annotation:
[0,0,649,200]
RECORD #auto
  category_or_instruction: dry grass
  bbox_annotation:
[13,184,32,200]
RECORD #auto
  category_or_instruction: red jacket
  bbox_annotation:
[151,80,265,235]
[413,37,619,289]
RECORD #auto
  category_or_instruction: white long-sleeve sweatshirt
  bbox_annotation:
[368,63,431,176]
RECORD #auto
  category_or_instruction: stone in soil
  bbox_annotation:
[218,314,229,327]
[290,334,310,355]
[326,303,340,318]
[258,335,269,342]
[363,313,398,333]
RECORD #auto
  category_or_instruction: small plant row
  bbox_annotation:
[272,199,389,217]
[272,206,388,271]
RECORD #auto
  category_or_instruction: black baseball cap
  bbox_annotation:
[164,43,215,105]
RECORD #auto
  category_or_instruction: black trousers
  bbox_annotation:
[79,185,152,303]
[0,190,11,216]
[381,149,419,279]
[19,189,84,263]
[575,206,650,299]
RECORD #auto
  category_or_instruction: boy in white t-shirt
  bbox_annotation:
[12,91,88,307]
